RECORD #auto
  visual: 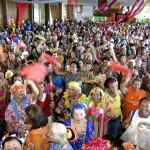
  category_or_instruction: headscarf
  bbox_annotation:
[72,103,86,114]
[68,81,80,90]
[90,87,106,110]
[10,81,25,93]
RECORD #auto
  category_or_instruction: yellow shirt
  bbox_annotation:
[104,90,122,118]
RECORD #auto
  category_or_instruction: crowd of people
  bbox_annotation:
[0,17,150,150]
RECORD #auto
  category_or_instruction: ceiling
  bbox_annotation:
[8,0,146,6]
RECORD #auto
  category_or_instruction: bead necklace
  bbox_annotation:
[105,90,118,104]
[72,119,87,150]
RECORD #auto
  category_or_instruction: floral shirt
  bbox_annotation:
[25,125,50,150]
[5,95,32,134]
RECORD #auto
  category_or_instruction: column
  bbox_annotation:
[2,0,8,25]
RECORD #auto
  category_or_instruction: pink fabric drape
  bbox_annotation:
[16,3,30,26]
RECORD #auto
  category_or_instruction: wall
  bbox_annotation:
[50,4,60,20]
[83,6,93,18]
[34,4,45,24]
[0,0,30,26]
[0,0,3,25]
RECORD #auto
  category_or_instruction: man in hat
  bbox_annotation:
[55,81,87,120]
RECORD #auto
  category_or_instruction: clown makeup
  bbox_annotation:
[73,109,86,124]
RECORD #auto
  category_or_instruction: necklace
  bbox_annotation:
[72,119,86,140]
[105,90,118,104]
[11,96,27,120]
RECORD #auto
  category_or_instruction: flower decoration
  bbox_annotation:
[82,138,111,150]
[2,133,9,141]
[88,106,104,122]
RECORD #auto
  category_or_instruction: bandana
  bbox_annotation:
[72,103,86,114]
[10,81,25,93]
[68,81,80,90]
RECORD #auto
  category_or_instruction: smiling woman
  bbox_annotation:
[121,98,150,146]
[64,103,94,150]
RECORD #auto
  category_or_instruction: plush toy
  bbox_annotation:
[66,126,78,142]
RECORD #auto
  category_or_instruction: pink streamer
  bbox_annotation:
[104,0,140,35]
[102,0,117,12]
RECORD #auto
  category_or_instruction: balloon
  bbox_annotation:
[104,0,140,35]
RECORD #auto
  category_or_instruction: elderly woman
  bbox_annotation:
[5,81,32,134]
[88,87,115,138]
[104,77,123,138]
[49,122,73,150]
[121,98,150,146]
[24,104,49,150]
[36,82,54,121]
[64,103,94,150]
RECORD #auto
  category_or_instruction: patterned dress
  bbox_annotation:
[88,100,110,138]
[64,118,94,150]
[5,95,32,134]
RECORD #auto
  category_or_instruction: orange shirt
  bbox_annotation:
[124,86,147,118]
[25,125,50,150]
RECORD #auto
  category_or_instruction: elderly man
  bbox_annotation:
[55,81,86,121]
[5,80,38,134]
[120,77,147,119]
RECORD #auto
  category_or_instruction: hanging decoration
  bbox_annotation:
[102,0,117,12]
[104,0,144,35]
[16,3,30,26]
[128,0,146,22]
[68,0,78,6]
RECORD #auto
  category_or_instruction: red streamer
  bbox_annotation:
[42,54,62,69]
[16,3,30,26]
[128,0,145,21]
[19,63,48,83]
[110,61,132,74]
